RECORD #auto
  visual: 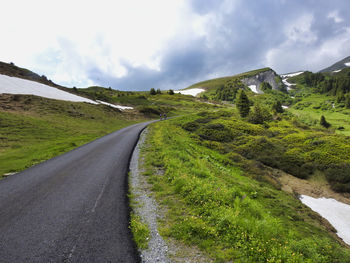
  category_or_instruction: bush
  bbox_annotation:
[248,104,272,124]
[182,121,200,132]
[198,123,234,142]
[236,90,250,117]
[150,88,156,95]
[320,115,331,128]
[168,89,175,95]
[324,164,350,192]
[138,106,161,115]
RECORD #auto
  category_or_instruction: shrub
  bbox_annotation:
[320,115,331,128]
[150,88,156,95]
[248,103,272,124]
[198,123,234,142]
[168,89,175,95]
[260,82,272,92]
[272,100,284,113]
[138,106,161,115]
[236,90,250,117]
[182,121,200,132]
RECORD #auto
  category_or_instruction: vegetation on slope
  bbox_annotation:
[73,86,218,116]
[0,94,144,177]
[187,68,271,91]
[288,69,350,136]
[142,112,350,262]
[0,61,62,88]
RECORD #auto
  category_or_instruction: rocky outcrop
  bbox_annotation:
[241,69,284,93]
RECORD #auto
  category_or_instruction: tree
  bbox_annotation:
[168,89,174,95]
[272,100,284,113]
[260,82,272,92]
[150,88,156,95]
[248,103,272,124]
[236,90,250,117]
[345,94,350,109]
[320,115,331,128]
[156,89,162,94]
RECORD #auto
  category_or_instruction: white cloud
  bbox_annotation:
[266,26,350,73]
[0,0,206,87]
[328,10,344,23]
[284,13,317,44]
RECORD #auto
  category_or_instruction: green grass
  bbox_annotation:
[186,68,272,91]
[74,87,220,116]
[0,95,144,176]
[130,212,150,249]
[141,113,350,262]
[289,92,350,136]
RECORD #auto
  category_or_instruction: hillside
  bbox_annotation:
[319,55,350,73]
[140,112,350,262]
[131,66,350,261]
[0,61,62,88]
[187,68,285,94]
[1,62,350,262]
[0,63,217,177]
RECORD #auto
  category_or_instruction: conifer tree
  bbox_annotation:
[272,100,284,113]
[345,94,350,109]
[320,115,331,128]
[150,88,156,95]
[236,90,250,117]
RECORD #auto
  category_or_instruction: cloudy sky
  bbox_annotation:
[1,0,350,90]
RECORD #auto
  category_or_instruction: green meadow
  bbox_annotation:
[141,111,350,262]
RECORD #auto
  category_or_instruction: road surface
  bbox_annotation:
[0,121,153,262]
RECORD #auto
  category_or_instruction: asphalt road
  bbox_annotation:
[0,121,154,262]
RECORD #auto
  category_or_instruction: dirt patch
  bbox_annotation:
[277,171,350,205]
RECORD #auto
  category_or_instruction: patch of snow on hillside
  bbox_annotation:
[280,71,304,78]
[0,74,97,104]
[345,62,350,67]
[282,79,295,91]
[300,195,350,245]
[174,88,204,96]
[248,85,258,93]
[96,100,133,110]
[282,105,289,109]
[333,69,342,73]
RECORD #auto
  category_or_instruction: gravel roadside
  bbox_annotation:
[129,129,171,263]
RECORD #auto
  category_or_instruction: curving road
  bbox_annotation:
[0,121,153,262]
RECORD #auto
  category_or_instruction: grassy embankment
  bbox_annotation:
[74,86,217,116]
[286,69,350,136]
[141,109,350,262]
[0,94,144,177]
[186,67,273,99]
[0,89,218,177]
[288,86,350,136]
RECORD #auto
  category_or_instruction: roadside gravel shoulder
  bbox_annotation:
[129,128,213,263]
[129,129,171,263]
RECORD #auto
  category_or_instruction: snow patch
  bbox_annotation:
[248,84,258,93]
[333,69,342,73]
[96,100,133,110]
[280,71,304,78]
[300,195,350,245]
[174,88,204,96]
[0,74,97,104]
[344,62,350,67]
[282,78,295,91]
[0,74,133,110]
[282,105,289,109]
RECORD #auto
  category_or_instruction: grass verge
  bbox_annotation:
[0,94,145,176]
[141,114,350,262]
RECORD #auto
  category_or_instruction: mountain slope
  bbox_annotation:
[319,55,350,73]
[0,61,61,88]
